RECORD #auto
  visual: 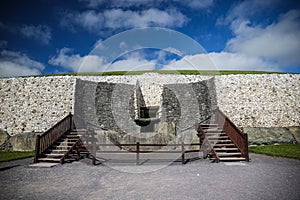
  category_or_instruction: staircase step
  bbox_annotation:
[215,140,232,143]
[214,148,238,151]
[205,131,226,134]
[51,149,68,151]
[207,136,229,140]
[200,124,219,126]
[54,145,72,148]
[212,143,235,147]
[219,157,246,161]
[38,158,61,162]
[56,142,77,145]
[71,129,87,132]
[216,152,242,156]
[204,130,223,133]
[64,135,81,138]
[59,138,79,141]
[44,153,65,157]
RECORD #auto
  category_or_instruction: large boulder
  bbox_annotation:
[8,132,37,151]
[244,127,297,145]
[288,127,300,144]
[0,128,12,150]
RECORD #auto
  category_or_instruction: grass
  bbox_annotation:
[249,144,300,160]
[31,70,288,77]
[0,151,35,162]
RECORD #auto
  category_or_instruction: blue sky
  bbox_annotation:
[0,0,299,77]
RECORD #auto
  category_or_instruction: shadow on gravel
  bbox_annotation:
[0,164,20,171]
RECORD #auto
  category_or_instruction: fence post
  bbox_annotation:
[69,112,73,131]
[245,133,249,161]
[34,135,41,163]
[181,142,185,164]
[136,142,140,165]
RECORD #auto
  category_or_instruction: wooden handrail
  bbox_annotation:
[214,108,249,161]
[86,142,203,165]
[197,125,219,162]
[34,113,73,163]
[60,138,82,164]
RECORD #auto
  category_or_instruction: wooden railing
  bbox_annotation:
[34,113,73,163]
[214,108,249,161]
[84,142,202,165]
[60,138,82,164]
[197,124,219,162]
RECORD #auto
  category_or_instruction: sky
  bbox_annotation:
[0,0,299,77]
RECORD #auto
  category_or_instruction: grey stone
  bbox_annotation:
[288,126,300,144]
[0,128,9,145]
[244,127,297,145]
[8,132,37,151]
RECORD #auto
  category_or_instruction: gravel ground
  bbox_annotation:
[0,154,299,200]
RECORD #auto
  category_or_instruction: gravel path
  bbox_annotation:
[0,154,299,200]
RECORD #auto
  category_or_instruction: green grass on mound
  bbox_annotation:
[0,151,35,162]
[249,144,300,160]
[34,70,287,77]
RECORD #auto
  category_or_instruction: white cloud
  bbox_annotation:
[108,58,156,72]
[49,47,158,72]
[80,0,214,10]
[0,50,45,77]
[179,0,214,10]
[161,52,280,71]
[49,48,83,71]
[20,24,52,45]
[62,8,188,33]
[49,48,106,72]
[218,0,281,25]
[226,9,300,67]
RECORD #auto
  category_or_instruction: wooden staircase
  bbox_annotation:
[200,124,247,162]
[34,114,88,164]
[197,108,249,163]
[36,129,87,164]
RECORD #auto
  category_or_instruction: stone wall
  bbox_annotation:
[0,73,299,150]
[0,76,75,136]
[161,78,217,133]
[215,74,300,127]
[95,82,139,134]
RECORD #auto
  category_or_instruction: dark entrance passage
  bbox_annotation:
[135,106,159,132]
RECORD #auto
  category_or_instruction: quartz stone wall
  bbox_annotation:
[0,76,75,136]
[215,74,300,127]
[0,73,299,139]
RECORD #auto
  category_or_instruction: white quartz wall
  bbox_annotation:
[0,73,299,136]
[0,76,75,136]
[215,74,300,127]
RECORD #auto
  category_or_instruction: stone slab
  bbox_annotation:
[29,162,59,168]
[243,127,297,145]
[288,126,300,144]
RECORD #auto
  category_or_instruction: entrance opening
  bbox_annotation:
[135,106,159,132]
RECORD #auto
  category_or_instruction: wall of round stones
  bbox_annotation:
[215,74,300,127]
[0,76,75,136]
[0,74,299,137]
